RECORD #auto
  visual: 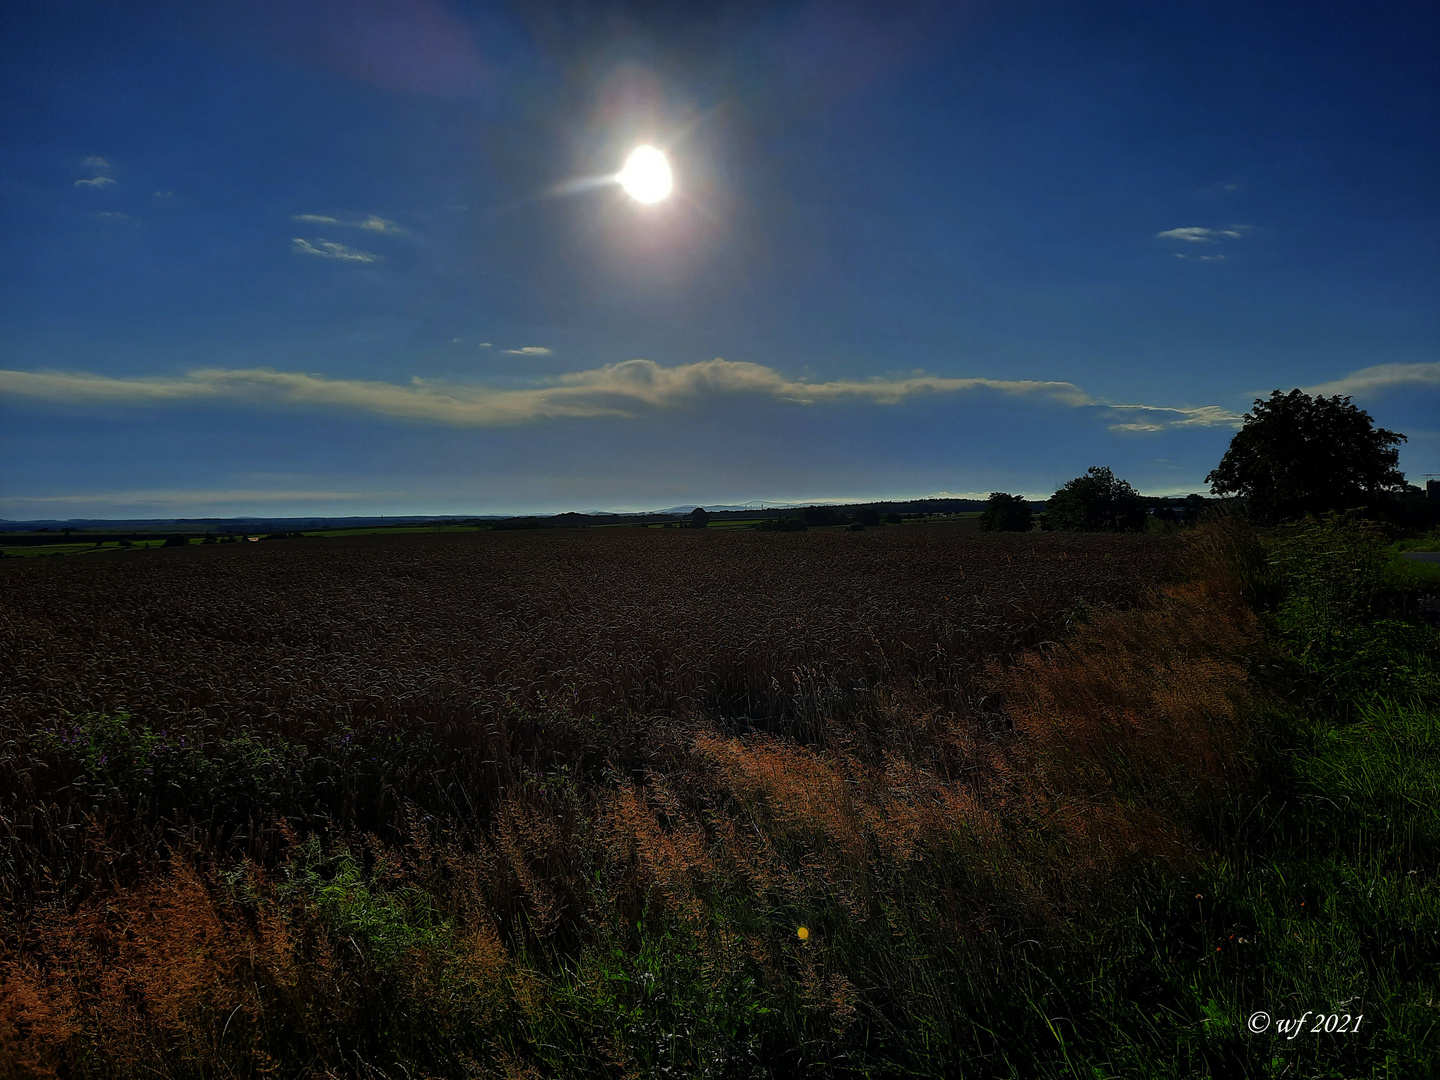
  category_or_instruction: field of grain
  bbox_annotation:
[1,526,1177,732]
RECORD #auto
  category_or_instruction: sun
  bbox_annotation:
[617,145,673,204]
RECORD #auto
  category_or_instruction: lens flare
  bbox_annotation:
[617,145,673,204]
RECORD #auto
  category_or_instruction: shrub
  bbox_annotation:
[884,513,902,525]
[1266,511,1393,684]
[161,534,189,547]
[688,508,710,529]
[757,517,807,532]
[855,509,881,527]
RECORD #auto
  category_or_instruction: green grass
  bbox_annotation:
[1062,693,1440,1078]
[1394,528,1440,554]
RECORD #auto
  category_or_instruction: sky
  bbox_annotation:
[2,0,1437,518]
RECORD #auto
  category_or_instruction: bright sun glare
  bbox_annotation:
[617,145,673,204]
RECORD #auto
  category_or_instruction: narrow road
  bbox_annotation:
[1400,551,1440,563]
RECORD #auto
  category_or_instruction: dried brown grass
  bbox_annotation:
[993,575,1260,877]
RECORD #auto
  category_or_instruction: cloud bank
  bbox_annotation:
[1,358,1242,434]
[1303,362,1440,398]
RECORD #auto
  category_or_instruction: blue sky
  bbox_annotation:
[2,0,1437,517]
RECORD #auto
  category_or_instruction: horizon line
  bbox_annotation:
[0,489,1227,524]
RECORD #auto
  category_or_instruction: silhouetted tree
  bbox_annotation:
[978,493,1034,532]
[162,534,189,547]
[1206,389,1407,524]
[757,517,807,532]
[688,508,710,529]
[1046,467,1146,532]
[855,509,881,527]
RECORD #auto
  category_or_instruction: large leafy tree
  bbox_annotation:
[1045,467,1146,532]
[1206,390,1406,523]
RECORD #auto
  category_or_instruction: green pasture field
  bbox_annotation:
[0,539,168,558]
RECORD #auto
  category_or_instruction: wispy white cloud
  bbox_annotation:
[0,358,1238,435]
[1304,362,1440,398]
[1106,404,1244,433]
[75,156,114,187]
[504,346,553,356]
[292,238,382,263]
[292,213,405,234]
[1157,227,1217,242]
[1174,253,1227,262]
[1156,224,1249,243]
[478,342,493,348]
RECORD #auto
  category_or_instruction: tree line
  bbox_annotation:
[979,388,1416,532]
